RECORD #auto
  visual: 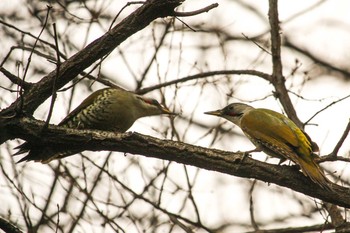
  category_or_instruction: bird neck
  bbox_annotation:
[223,115,242,127]
[228,105,254,127]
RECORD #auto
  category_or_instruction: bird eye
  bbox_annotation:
[148,99,161,107]
[152,99,159,105]
[141,97,160,106]
[226,105,234,111]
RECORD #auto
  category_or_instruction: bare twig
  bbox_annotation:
[173,3,218,17]
[183,166,202,224]
[18,6,51,114]
[284,38,350,81]
[55,204,59,233]
[66,153,111,232]
[317,119,350,163]
[305,94,350,125]
[44,23,61,129]
[249,180,259,231]
[108,1,145,31]
[318,155,350,163]
[242,33,271,55]
[175,16,197,31]
[330,119,350,157]
[0,19,64,62]
[85,156,214,232]
[137,22,172,90]
[168,214,195,233]
[0,67,31,90]
[172,3,218,32]
[137,69,272,94]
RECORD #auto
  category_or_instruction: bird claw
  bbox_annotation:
[242,152,251,161]
[237,148,263,162]
[237,151,252,162]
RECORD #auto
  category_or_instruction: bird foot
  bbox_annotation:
[242,152,251,161]
[238,148,262,162]
[236,150,252,162]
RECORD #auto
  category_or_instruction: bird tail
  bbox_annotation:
[297,158,331,190]
[14,142,77,163]
[13,142,30,156]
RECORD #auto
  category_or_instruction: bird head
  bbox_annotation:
[204,103,254,126]
[136,96,177,117]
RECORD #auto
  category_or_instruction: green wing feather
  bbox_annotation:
[240,108,330,189]
[241,108,313,160]
[59,88,107,126]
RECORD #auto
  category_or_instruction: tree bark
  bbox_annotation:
[8,117,350,209]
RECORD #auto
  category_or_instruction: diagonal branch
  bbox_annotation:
[0,0,184,118]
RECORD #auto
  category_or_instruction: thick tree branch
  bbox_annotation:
[0,217,23,233]
[0,0,183,118]
[8,117,350,209]
[245,223,334,233]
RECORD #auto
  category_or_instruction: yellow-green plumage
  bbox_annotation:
[205,103,330,189]
[60,88,144,132]
[15,87,176,163]
[241,108,315,161]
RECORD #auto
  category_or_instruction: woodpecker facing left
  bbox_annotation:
[15,87,177,163]
[205,103,331,190]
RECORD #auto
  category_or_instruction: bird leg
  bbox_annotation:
[240,148,262,161]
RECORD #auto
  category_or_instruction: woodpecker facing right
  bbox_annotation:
[205,103,331,189]
[15,87,177,163]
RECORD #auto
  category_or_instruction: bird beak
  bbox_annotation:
[161,106,178,116]
[204,109,222,116]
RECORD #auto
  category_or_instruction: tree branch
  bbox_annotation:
[0,67,32,90]
[284,38,350,81]
[268,0,303,128]
[137,69,272,95]
[0,0,184,118]
[8,117,350,209]
[173,3,218,17]
[318,119,350,162]
[0,217,23,233]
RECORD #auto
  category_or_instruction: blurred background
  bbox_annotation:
[1,0,350,232]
